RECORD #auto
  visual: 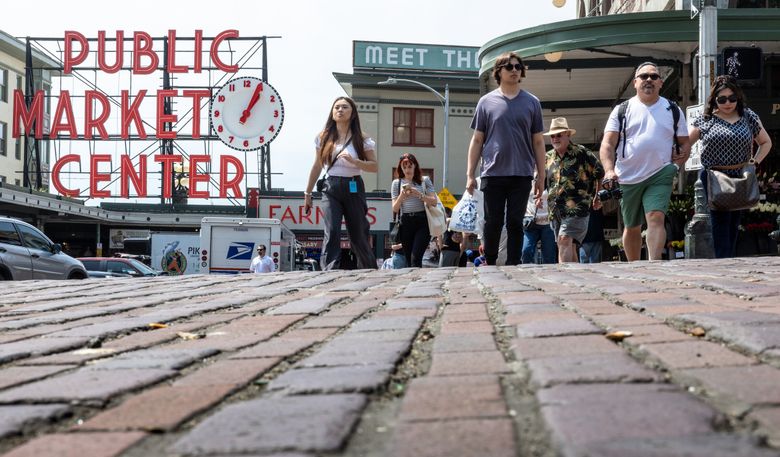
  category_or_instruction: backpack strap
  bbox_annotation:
[668,99,681,154]
[616,100,629,159]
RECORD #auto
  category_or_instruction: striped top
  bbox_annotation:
[391,176,435,214]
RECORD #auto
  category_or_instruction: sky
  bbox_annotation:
[4,0,576,196]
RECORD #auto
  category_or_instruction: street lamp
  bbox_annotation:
[378,77,450,190]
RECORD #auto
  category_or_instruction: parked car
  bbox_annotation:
[0,216,88,280]
[77,257,166,277]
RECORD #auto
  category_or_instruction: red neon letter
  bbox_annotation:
[193,30,203,73]
[189,155,211,198]
[51,154,80,197]
[154,154,182,198]
[166,30,188,73]
[97,30,124,73]
[120,155,147,198]
[210,30,239,73]
[156,89,178,139]
[133,31,159,75]
[13,89,44,139]
[64,31,88,74]
[84,91,110,140]
[49,90,78,139]
[121,90,147,139]
[183,89,210,139]
[219,155,244,198]
[89,154,112,198]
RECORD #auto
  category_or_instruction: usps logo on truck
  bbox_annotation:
[226,242,255,260]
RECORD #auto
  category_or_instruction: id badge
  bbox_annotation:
[349,179,358,193]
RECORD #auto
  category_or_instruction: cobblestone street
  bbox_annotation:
[1,258,780,456]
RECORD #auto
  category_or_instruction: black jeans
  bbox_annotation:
[320,176,377,270]
[700,169,742,258]
[480,176,533,265]
[400,212,430,268]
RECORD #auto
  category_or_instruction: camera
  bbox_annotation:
[598,179,623,201]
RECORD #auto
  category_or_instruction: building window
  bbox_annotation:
[0,122,6,156]
[0,69,6,103]
[15,139,21,160]
[393,108,434,147]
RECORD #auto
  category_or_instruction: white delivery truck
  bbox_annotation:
[151,232,201,275]
[200,217,295,274]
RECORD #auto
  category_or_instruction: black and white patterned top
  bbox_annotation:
[693,108,761,176]
[391,176,435,214]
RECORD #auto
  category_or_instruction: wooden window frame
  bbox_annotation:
[392,107,435,147]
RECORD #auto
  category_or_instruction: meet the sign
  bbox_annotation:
[354,41,480,72]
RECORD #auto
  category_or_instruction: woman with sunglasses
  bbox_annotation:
[391,153,437,268]
[304,97,378,270]
[689,75,772,258]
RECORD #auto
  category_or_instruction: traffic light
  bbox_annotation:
[722,47,763,82]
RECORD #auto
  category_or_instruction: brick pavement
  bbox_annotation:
[1,258,780,456]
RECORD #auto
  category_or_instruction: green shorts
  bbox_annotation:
[620,164,677,228]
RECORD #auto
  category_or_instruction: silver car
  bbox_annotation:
[0,217,88,280]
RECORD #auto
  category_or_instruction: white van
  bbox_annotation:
[199,218,295,274]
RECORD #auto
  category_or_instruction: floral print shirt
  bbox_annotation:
[546,143,605,218]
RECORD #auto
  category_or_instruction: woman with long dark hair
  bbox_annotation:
[304,97,378,270]
[689,75,772,258]
[391,153,437,267]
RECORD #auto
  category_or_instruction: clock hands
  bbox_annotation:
[239,83,263,124]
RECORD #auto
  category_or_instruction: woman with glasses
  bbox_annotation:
[689,75,772,258]
[304,97,378,270]
[391,153,437,268]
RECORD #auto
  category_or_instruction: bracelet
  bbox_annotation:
[303,192,312,196]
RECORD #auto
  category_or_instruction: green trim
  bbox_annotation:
[480,9,780,75]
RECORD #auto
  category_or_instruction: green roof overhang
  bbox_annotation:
[479,9,780,76]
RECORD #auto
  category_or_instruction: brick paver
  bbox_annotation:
[2,259,780,456]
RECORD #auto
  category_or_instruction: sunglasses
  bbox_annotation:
[503,63,523,71]
[636,73,661,81]
[550,133,566,139]
[716,94,738,104]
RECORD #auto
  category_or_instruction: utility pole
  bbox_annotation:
[685,0,717,259]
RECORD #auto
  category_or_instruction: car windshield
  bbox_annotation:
[127,259,157,275]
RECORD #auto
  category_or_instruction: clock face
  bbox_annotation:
[210,77,284,151]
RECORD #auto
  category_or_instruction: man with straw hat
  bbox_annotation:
[544,117,604,262]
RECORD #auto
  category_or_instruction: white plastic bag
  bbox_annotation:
[449,189,484,235]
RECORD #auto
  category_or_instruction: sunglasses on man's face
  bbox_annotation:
[550,133,566,139]
[716,94,738,104]
[503,63,523,71]
[636,73,661,81]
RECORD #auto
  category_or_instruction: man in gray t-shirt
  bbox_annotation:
[466,51,546,265]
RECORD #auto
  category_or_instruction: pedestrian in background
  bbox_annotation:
[688,75,772,258]
[521,186,557,264]
[466,51,546,266]
[303,97,378,270]
[579,207,605,263]
[545,117,604,263]
[599,62,690,261]
[439,208,464,267]
[391,153,437,268]
[250,244,274,273]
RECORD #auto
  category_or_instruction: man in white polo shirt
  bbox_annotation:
[599,62,690,261]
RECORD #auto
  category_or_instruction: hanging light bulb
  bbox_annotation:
[552,0,566,7]
[545,51,563,63]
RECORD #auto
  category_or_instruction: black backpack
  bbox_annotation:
[615,98,681,159]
